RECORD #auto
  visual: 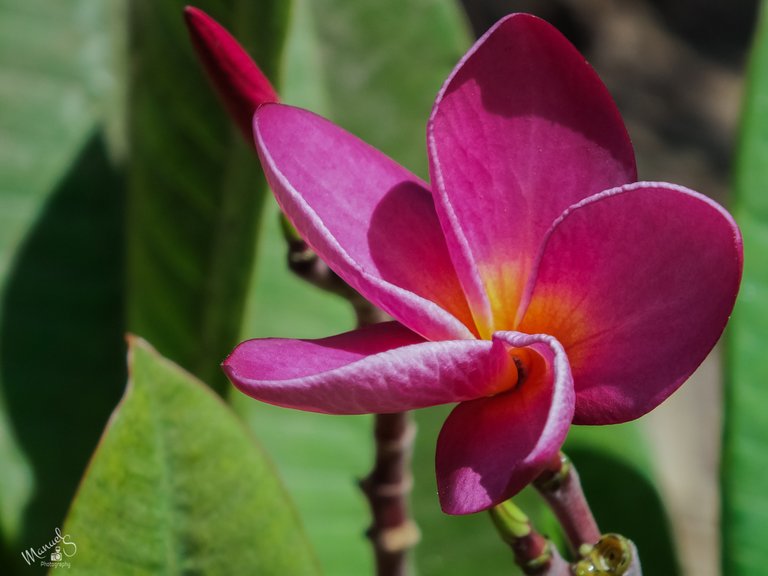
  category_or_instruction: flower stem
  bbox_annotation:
[489,500,570,575]
[533,452,600,555]
[360,412,420,576]
[283,223,419,575]
[285,231,361,302]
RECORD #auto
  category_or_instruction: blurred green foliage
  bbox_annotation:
[0,1,125,568]
[62,338,319,575]
[723,1,768,573]
[127,0,290,393]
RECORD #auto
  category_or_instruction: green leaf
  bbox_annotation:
[722,2,768,572]
[126,0,291,392]
[0,134,126,573]
[0,0,125,567]
[231,399,373,576]
[61,337,319,575]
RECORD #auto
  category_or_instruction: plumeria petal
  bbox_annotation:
[518,182,743,424]
[254,103,477,341]
[224,322,518,414]
[436,332,574,514]
[184,6,278,141]
[428,14,636,335]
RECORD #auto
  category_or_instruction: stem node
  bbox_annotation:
[534,451,600,554]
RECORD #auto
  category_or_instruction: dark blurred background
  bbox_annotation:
[461,0,758,203]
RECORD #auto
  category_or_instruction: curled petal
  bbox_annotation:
[428,14,636,334]
[224,322,518,414]
[255,103,476,341]
[436,332,574,514]
[184,6,278,141]
[518,182,743,424]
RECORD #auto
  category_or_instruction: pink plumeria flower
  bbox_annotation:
[186,9,743,514]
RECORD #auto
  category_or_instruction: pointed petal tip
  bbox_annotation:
[184,5,278,143]
[183,6,222,42]
[220,350,235,376]
[183,5,202,19]
[220,345,240,381]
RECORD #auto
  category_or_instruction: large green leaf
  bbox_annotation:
[0,0,125,568]
[60,337,319,575]
[0,134,126,573]
[722,1,768,572]
[126,0,291,392]
[230,402,372,576]
[234,2,472,574]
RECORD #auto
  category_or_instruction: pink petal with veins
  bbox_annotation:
[428,14,636,334]
[255,103,476,341]
[184,6,278,142]
[518,182,743,424]
[224,322,517,414]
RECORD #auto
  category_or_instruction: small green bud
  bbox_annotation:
[489,500,532,542]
